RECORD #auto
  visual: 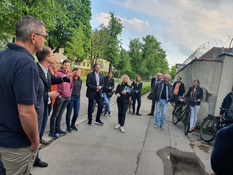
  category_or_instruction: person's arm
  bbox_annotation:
[185,87,192,99]
[111,78,115,90]
[181,83,185,96]
[86,73,97,90]
[115,84,120,95]
[197,88,203,102]
[138,83,143,93]
[18,104,39,152]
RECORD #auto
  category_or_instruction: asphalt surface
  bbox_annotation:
[32,92,215,175]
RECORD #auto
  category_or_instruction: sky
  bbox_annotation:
[90,0,233,67]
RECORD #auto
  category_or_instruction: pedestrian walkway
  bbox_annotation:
[32,93,214,175]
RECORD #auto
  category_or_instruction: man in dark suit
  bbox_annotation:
[86,63,104,126]
[35,46,71,167]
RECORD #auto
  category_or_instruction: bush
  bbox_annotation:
[141,84,151,96]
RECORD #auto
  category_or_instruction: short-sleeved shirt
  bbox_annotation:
[0,43,39,148]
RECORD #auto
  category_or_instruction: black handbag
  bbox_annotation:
[187,98,196,107]
[147,92,153,100]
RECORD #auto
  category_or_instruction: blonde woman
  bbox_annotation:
[131,75,143,115]
[115,75,133,133]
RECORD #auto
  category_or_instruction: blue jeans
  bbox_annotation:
[66,95,80,128]
[103,93,110,114]
[155,99,168,127]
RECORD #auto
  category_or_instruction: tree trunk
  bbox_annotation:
[118,70,121,79]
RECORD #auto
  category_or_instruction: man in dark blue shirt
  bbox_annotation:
[0,16,46,175]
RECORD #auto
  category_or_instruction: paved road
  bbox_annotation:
[32,91,214,175]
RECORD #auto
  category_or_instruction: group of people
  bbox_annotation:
[0,16,83,175]
[147,73,203,132]
[86,65,144,133]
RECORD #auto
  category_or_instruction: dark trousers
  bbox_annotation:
[150,93,156,114]
[87,93,103,122]
[39,105,48,140]
[132,95,141,114]
[66,95,80,128]
[50,97,71,133]
[117,102,128,126]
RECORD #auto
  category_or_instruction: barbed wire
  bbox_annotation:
[183,35,233,64]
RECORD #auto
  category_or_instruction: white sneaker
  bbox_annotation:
[120,126,125,133]
[154,125,158,129]
[115,124,121,129]
[104,113,107,117]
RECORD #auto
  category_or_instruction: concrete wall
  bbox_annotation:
[215,55,233,114]
[175,59,224,126]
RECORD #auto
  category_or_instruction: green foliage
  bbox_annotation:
[0,0,91,61]
[141,84,151,96]
[101,12,123,71]
[115,48,131,71]
[170,65,177,80]
[128,38,143,75]
[64,27,86,62]
[89,26,108,67]
[0,0,56,42]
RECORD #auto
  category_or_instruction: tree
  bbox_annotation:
[141,35,168,79]
[170,65,177,80]
[89,26,108,67]
[64,26,85,62]
[128,38,143,75]
[102,12,123,71]
[115,48,131,78]
[47,0,91,57]
[0,0,56,42]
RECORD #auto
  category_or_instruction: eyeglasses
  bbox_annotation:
[34,33,47,39]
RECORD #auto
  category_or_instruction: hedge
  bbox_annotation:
[141,84,151,96]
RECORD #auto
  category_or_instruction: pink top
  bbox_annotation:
[56,68,72,98]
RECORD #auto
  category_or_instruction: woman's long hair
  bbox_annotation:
[119,74,131,86]
[73,68,81,81]
[193,79,200,88]
[135,75,141,84]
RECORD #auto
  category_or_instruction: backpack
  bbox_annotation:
[228,96,233,118]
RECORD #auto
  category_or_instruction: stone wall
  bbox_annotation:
[174,54,233,126]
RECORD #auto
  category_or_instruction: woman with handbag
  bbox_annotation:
[115,75,133,133]
[103,71,115,117]
[185,79,203,132]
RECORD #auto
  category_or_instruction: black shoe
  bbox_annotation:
[95,120,104,126]
[88,120,92,126]
[40,139,49,145]
[147,113,153,116]
[56,129,66,135]
[131,112,135,115]
[33,159,48,167]
[136,113,142,116]
[71,125,78,131]
[67,127,72,133]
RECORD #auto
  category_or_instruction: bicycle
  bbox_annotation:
[199,108,233,142]
[172,97,193,135]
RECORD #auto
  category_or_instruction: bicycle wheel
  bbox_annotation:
[200,116,218,142]
[172,106,182,125]
[183,111,191,135]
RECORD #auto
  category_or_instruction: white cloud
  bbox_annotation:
[92,0,233,66]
